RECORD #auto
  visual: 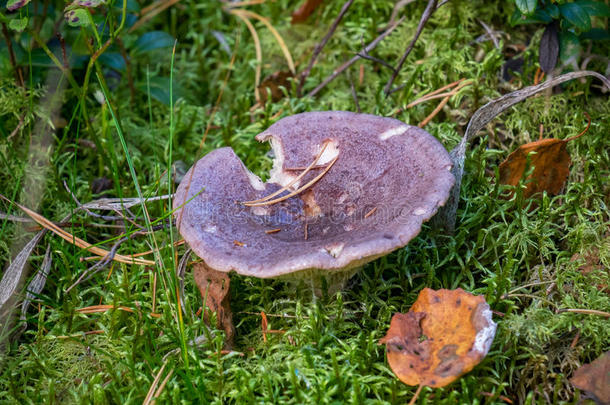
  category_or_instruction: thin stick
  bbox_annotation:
[364,207,377,218]
[383,0,437,95]
[418,94,450,127]
[298,0,355,95]
[243,142,330,204]
[408,384,423,405]
[307,16,405,98]
[405,79,466,108]
[243,154,339,207]
[265,228,281,234]
[560,308,610,318]
[143,360,169,405]
[304,223,309,240]
[151,368,174,404]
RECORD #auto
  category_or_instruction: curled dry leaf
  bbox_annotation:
[570,351,610,405]
[193,262,234,347]
[498,113,590,198]
[380,288,497,388]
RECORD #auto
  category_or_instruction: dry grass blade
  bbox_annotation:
[243,142,330,204]
[76,305,135,314]
[229,10,262,103]
[230,8,295,74]
[143,360,169,405]
[151,368,174,404]
[1,196,154,266]
[242,153,339,207]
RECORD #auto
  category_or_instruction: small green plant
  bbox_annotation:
[511,0,610,71]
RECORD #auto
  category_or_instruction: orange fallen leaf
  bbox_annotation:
[498,113,590,198]
[380,288,497,388]
[570,351,610,405]
[291,0,324,24]
[193,262,235,347]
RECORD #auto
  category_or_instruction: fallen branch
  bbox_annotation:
[307,16,405,98]
[298,0,355,95]
[383,0,437,95]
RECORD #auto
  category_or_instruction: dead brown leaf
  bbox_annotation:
[497,113,590,198]
[291,0,324,23]
[258,71,294,105]
[570,351,610,405]
[193,262,234,347]
[380,288,497,388]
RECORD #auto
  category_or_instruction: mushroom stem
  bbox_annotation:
[243,142,330,204]
[242,152,339,207]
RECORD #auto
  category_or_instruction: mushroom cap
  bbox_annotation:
[173,111,454,278]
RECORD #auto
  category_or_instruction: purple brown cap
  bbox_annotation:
[173,111,454,278]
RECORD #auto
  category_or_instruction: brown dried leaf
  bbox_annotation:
[570,351,610,405]
[193,262,234,347]
[258,71,294,105]
[498,115,589,198]
[498,138,572,198]
[291,0,324,24]
[380,288,497,388]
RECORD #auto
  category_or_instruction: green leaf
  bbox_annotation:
[510,7,552,25]
[65,8,91,27]
[8,17,28,32]
[577,0,610,17]
[131,31,175,55]
[6,0,30,11]
[580,27,610,41]
[546,3,559,19]
[515,0,538,16]
[559,31,582,64]
[559,3,591,31]
[98,52,126,72]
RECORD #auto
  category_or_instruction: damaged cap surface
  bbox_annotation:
[173,111,454,277]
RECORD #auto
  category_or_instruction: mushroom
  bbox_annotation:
[174,111,454,294]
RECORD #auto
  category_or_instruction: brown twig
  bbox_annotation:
[307,16,405,98]
[297,0,355,95]
[383,0,437,95]
[1,22,24,87]
[265,228,281,234]
[364,207,377,218]
[408,384,423,405]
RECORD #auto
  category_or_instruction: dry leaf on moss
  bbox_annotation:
[570,351,610,405]
[380,288,497,388]
[498,113,590,198]
[193,262,234,347]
